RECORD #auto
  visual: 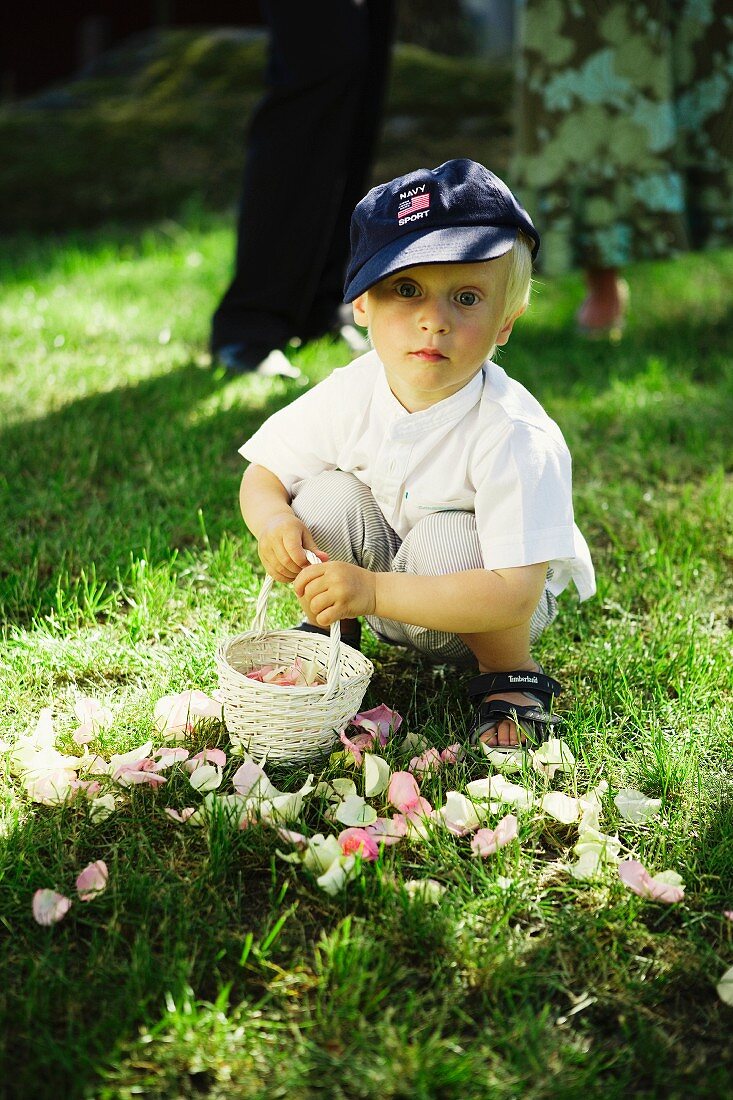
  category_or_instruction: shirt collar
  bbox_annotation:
[374,360,485,440]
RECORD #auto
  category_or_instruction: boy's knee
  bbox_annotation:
[291,470,372,521]
[401,510,483,575]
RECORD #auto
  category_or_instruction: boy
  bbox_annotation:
[238,159,595,749]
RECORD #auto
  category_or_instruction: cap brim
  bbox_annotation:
[343,224,519,302]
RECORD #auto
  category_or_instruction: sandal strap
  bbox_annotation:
[467,670,562,709]
[471,698,563,748]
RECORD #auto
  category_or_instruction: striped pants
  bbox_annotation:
[291,471,557,664]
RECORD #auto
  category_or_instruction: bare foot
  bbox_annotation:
[478,689,541,748]
[576,269,628,335]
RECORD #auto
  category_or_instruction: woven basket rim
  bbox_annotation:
[216,628,374,696]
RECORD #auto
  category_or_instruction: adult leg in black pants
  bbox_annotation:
[211,0,396,376]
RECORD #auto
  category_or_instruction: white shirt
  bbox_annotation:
[240,350,596,600]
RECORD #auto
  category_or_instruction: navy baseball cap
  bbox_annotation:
[343,158,540,302]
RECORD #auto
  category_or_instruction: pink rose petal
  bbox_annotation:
[617,860,685,904]
[165,807,197,823]
[232,759,266,797]
[72,724,96,746]
[183,747,227,773]
[32,889,72,925]
[116,767,166,787]
[339,728,375,765]
[388,771,422,813]
[153,690,222,736]
[274,827,308,849]
[351,705,402,746]
[724,911,733,922]
[338,827,380,861]
[76,860,109,901]
[408,748,442,775]
[470,814,519,857]
[365,816,408,845]
[440,744,464,764]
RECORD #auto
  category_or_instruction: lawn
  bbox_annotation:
[1,218,732,1100]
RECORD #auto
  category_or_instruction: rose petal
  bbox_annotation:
[351,705,402,745]
[165,807,197,823]
[189,764,223,793]
[403,878,445,904]
[303,834,343,874]
[72,724,96,746]
[440,744,463,764]
[364,753,391,797]
[339,728,374,765]
[333,794,378,827]
[408,748,442,775]
[618,860,685,903]
[436,791,484,836]
[183,747,227,773]
[76,860,109,901]
[153,690,221,737]
[32,889,72,925]
[488,774,534,810]
[338,827,380,861]
[364,815,407,845]
[89,793,116,822]
[541,791,581,824]
[74,697,114,731]
[532,737,575,772]
[614,788,662,824]
[471,814,519,856]
[717,965,733,1004]
[316,855,357,895]
[387,771,422,813]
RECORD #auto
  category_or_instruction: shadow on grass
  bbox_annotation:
[0,359,306,624]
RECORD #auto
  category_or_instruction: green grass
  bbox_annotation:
[1,220,732,1100]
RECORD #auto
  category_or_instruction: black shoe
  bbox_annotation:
[295,620,362,651]
[213,343,301,379]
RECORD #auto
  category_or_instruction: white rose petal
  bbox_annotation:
[364,753,391,798]
[716,965,733,1005]
[541,791,581,824]
[614,788,662,824]
[334,794,378,827]
[189,764,223,793]
[404,878,446,904]
[481,746,525,771]
[317,855,357,895]
[89,793,116,822]
[303,834,343,874]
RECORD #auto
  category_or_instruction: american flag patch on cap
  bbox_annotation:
[397,192,430,222]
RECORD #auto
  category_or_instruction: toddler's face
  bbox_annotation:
[352,257,520,412]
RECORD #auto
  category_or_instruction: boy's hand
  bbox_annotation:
[257,514,328,583]
[293,560,377,626]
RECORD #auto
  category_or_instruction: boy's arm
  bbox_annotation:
[240,464,326,582]
[294,559,547,634]
[375,565,547,633]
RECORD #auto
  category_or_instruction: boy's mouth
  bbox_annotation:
[411,348,448,362]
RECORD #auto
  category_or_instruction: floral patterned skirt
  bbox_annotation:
[512,0,733,274]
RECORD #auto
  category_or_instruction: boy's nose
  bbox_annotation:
[418,299,450,334]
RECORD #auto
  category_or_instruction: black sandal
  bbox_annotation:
[295,620,363,652]
[467,669,563,749]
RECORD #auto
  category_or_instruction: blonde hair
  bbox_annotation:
[502,230,534,324]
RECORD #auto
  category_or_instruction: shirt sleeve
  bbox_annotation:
[239,370,346,494]
[472,420,578,571]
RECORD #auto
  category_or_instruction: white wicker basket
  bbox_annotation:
[215,564,374,764]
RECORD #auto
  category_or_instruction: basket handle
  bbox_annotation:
[249,551,342,700]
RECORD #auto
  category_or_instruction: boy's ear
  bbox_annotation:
[352,293,369,328]
[495,304,526,347]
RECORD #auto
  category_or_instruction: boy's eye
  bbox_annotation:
[396,282,418,298]
[457,290,479,306]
